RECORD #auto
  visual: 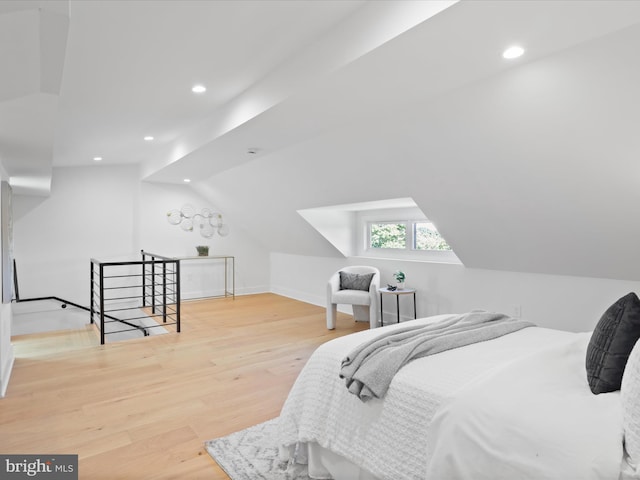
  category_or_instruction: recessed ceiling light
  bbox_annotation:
[503,45,525,59]
[144,136,154,141]
[183,178,191,183]
[93,156,103,161]
[191,85,206,94]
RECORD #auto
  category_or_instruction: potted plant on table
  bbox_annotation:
[394,270,405,289]
[196,245,209,256]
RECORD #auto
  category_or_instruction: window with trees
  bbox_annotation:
[369,222,406,249]
[296,198,461,263]
[413,222,451,251]
[369,221,451,251]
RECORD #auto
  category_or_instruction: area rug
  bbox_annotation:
[205,418,310,480]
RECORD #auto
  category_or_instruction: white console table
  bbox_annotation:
[176,254,235,299]
[141,251,235,300]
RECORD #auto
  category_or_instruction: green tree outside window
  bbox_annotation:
[413,222,451,251]
[370,223,406,249]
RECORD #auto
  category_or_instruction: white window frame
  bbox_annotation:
[367,220,409,250]
[367,220,451,252]
[357,207,461,264]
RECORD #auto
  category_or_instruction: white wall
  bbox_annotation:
[0,300,11,397]
[13,165,140,307]
[9,163,640,359]
[270,252,640,332]
[0,177,14,397]
[138,181,270,298]
[12,165,270,312]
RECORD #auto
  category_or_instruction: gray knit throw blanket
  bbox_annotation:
[340,311,535,402]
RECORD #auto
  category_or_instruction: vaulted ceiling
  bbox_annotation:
[3,0,640,281]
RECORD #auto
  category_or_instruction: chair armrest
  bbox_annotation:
[328,273,341,294]
[368,273,380,293]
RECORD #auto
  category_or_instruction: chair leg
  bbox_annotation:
[327,304,337,329]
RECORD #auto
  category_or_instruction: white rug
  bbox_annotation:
[205,418,310,480]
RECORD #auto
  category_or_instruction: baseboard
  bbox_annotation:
[270,286,354,315]
[270,286,324,308]
[231,286,270,296]
[1,342,15,398]
[181,285,269,300]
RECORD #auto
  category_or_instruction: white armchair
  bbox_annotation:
[327,266,380,330]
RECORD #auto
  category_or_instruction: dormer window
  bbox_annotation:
[368,221,452,252]
[413,222,451,251]
[369,222,406,249]
[355,200,460,263]
[298,197,461,264]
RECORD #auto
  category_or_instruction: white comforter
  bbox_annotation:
[277,315,623,480]
[425,331,622,479]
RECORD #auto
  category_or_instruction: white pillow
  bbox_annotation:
[621,339,640,470]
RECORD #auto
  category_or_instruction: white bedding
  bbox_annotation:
[425,332,622,479]
[277,315,624,480]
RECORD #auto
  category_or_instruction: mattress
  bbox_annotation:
[277,314,624,479]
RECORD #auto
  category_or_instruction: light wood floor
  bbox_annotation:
[0,293,368,479]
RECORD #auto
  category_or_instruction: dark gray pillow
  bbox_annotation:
[339,271,374,291]
[586,292,640,394]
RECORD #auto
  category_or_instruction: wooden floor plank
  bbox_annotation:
[0,293,367,479]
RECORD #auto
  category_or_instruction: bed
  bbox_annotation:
[277,306,640,480]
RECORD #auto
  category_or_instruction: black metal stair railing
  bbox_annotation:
[13,259,159,338]
[90,255,181,345]
[139,250,182,322]
[13,259,89,311]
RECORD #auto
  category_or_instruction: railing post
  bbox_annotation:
[141,250,146,308]
[99,263,105,345]
[151,257,156,315]
[176,260,181,333]
[13,259,20,301]
[90,261,94,324]
[162,260,167,324]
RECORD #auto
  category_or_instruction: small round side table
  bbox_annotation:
[379,287,417,326]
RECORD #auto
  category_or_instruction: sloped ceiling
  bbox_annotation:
[190,1,640,281]
[5,1,640,280]
[0,0,68,195]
